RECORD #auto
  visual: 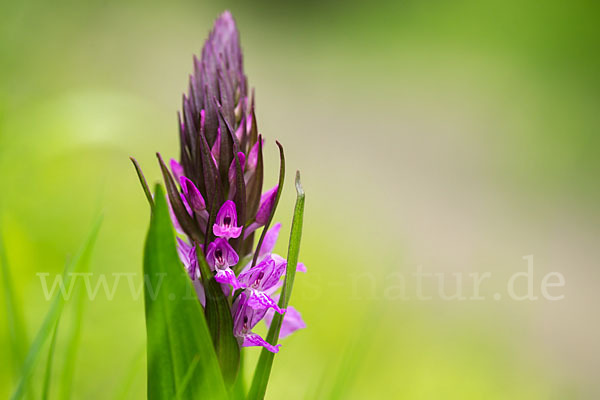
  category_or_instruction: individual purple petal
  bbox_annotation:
[232,292,267,335]
[179,193,193,216]
[213,200,243,239]
[180,176,206,212]
[206,238,239,270]
[242,196,279,240]
[177,238,200,280]
[192,279,206,307]
[259,223,281,259]
[215,267,242,290]
[264,305,306,339]
[176,237,192,258]
[247,290,285,314]
[243,333,280,353]
[255,185,278,225]
[296,262,307,273]
[246,136,263,171]
[243,221,260,239]
[170,158,184,182]
[237,256,285,293]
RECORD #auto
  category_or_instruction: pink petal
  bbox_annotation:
[243,333,280,353]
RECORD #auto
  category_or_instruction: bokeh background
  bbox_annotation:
[1,0,599,398]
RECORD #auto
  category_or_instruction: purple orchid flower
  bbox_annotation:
[206,238,242,289]
[232,291,280,353]
[238,256,286,314]
[213,200,243,239]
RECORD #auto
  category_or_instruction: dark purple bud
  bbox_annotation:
[180,176,206,212]
[255,185,278,225]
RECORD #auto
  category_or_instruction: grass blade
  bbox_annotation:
[248,171,305,399]
[10,214,103,400]
[143,184,227,400]
[58,265,90,400]
[130,157,155,208]
[311,311,379,400]
[0,223,29,381]
[175,355,200,400]
[41,321,60,400]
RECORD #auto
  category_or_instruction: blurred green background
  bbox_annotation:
[1,0,599,398]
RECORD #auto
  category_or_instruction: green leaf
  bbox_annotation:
[10,214,103,400]
[130,156,155,208]
[229,350,246,400]
[41,321,59,400]
[58,261,91,399]
[143,185,228,400]
[248,171,305,400]
[0,224,29,382]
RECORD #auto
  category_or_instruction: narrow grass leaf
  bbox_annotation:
[130,157,155,208]
[41,321,60,400]
[10,214,103,400]
[58,268,89,400]
[175,355,200,400]
[0,225,29,380]
[314,311,379,400]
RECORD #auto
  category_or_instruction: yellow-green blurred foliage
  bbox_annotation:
[1,0,598,398]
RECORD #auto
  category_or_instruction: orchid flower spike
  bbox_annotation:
[134,11,307,365]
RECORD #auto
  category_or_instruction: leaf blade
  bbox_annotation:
[0,224,29,382]
[143,185,228,400]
